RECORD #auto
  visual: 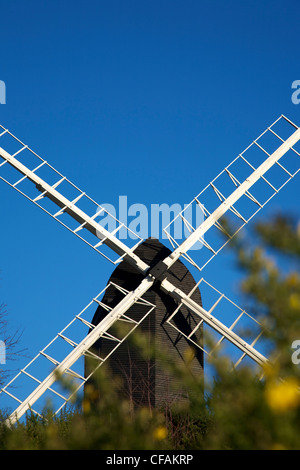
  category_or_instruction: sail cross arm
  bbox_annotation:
[163,126,300,268]
[0,146,149,274]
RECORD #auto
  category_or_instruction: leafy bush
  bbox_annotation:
[2,214,300,450]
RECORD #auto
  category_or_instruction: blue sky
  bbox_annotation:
[0,0,300,410]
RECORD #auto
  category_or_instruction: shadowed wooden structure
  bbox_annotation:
[86,237,203,408]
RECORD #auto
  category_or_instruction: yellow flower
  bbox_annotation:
[183,347,195,363]
[265,377,300,413]
[286,272,300,288]
[271,443,286,450]
[84,384,99,401]
[289,293,300,310]
[262,362,278,380]
[153,425,168,441]
[82,398,91,413]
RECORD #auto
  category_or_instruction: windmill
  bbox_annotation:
[0,114,299,425]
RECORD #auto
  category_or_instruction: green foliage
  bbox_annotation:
[2,213,300,449]
[0,366,171,450]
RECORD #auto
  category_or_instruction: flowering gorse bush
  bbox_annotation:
[1,213,300,449]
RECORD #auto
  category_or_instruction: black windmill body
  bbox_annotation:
[86,237,203,408]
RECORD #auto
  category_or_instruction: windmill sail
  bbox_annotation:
[163,115,300,272]
[0,125,148,271]
[1,115,299,425]
[1,277,156,425]
[161,276,269,369]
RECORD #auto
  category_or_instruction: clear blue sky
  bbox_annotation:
[0,0,300,409]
